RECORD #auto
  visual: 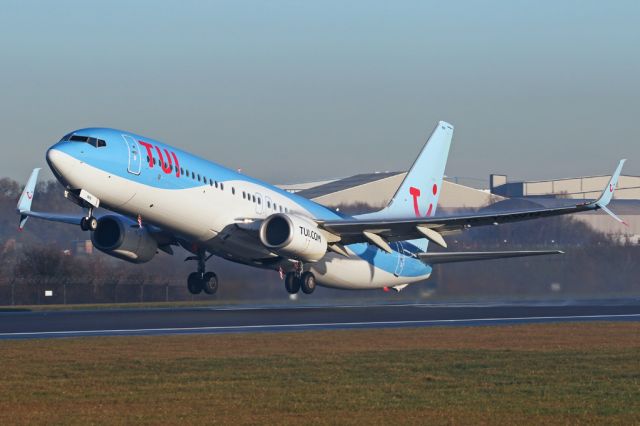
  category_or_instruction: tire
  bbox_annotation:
[80,217,89,231]
[202,272,218,295]
[187,272,203,295]
[284,272,300,294]
[88,216,98,231]
[300,272,316,295]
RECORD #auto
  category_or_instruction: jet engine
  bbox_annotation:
[91,215,158,263]
[259,213,327,262]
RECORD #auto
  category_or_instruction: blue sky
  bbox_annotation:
[1,1,639,184]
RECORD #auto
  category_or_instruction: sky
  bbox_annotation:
[1,0,639,186]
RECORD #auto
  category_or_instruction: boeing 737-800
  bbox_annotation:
[16,121,626,295]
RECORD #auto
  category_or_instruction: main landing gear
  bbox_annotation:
[284,269,317,295]
[187,250,218,295]
[80,207,98,231]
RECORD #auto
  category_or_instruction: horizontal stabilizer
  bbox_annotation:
[20,210,83,226]
[16,168,84,228]
[418,250,563,265]
[17,168,41,229]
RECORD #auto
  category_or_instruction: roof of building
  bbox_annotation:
[482,197,640,214]
[296,171,404,199]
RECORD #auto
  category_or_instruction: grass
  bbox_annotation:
[0,322,639,424]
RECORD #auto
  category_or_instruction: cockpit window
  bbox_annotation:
[67,134,107,148]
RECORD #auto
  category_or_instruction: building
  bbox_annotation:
[281,172,504,211]
[489,173,640,240]
[279,170,640,241]
[490,174,640,200]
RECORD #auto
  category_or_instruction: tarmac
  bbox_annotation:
[1,300,639,339]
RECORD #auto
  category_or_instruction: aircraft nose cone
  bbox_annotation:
[46,148,63,174]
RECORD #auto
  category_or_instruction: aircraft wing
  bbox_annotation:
[318,160,626,251]
[418,250,563,264]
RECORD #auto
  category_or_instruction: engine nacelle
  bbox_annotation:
[91,215,158,263]
[259,213,327,262]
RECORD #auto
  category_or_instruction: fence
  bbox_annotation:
[0,278,213,306]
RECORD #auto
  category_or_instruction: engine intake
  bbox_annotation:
[259,213,327,262]
[91,215,158,263]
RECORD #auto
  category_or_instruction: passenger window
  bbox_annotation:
[232,187,235,195]
[220,183,224,190]
[267,201,271,208]
[191,171,195,179]
[215,181,218,188]
[180,167,184,175]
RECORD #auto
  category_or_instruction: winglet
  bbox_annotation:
[17,168,41,230]
[594,159,625,208]
[592,159,627,226]
[598,204,628,226]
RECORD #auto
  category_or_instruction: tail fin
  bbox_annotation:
[371,121,453,219]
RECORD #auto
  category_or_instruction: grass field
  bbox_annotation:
[1,323,639,425]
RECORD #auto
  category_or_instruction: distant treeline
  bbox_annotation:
[0,177,638,305]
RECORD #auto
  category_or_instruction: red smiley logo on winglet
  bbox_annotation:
[26,192,33,200]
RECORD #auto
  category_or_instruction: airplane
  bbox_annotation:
[16,121,626,295]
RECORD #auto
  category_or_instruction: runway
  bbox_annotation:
[1,300,639,339]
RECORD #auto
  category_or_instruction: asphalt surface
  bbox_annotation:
[1,300,639,339]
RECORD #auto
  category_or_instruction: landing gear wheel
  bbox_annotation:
[202,272,218,295]
[80,216,98,232]
[300,272,317,294]
[284,272,300,294]
[187,272,203,294]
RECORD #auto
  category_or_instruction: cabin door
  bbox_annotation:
[122,135,142,175]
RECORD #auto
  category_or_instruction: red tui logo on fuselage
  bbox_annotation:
[138,141,181,177]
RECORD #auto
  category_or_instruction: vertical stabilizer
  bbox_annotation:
[364,121,453,219]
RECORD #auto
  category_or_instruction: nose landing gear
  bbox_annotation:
[80,207,98,231]
[80,215,98,231]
